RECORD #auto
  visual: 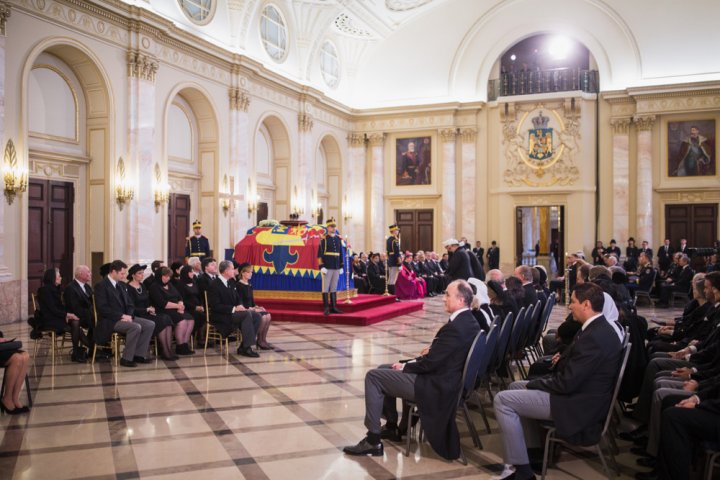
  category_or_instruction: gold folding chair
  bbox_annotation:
[90,294,123,366]
[31,293,72,364]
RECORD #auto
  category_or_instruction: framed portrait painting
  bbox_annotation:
[395,136,431,186]
[667,120,715,177]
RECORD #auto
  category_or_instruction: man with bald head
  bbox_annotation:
[63,265,94,362]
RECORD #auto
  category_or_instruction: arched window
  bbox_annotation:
[260,5,288,62]
[177,0,215,25]
[320,41,340,88]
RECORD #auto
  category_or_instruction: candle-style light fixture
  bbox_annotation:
[153,163,170,211]
[2,140,28,205]
[221,174,233,216]
[115,156,134,210]
[342,194,352,221]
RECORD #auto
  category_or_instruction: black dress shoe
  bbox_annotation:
[237,347,260,358]
[342,438,384,456]
[635,469,658,480]
[119,358,137,367]
[133,356,151,364]
[257,343,275,351]
[636,456,656,468]
[380,424,402,442]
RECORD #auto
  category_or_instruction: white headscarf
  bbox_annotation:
[468,277,491,306]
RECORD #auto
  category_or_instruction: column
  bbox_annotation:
[229,84,251,244]
[459,128,477,240]
[610,118,631,245]
[367,133,385,251]
[634,115,655,247]
[346,133,366,251]
[440,128,457,241]
[126,49,158,264]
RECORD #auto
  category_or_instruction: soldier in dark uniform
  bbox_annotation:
[318,218,345,316]
[185,220,211,262]
[628,252,656,298]
[386,224,401,295]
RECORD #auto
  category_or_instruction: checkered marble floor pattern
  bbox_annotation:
[0,298,684,479]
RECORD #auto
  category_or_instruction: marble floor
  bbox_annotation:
[0,297,684,480]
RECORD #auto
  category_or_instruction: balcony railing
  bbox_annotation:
[488,68,599,101]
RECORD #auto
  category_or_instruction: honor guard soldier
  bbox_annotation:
[185,220,211,262]
[386,224,402,294]
[318,218,345,316]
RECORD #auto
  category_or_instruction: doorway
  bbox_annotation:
[168,193,191,263]
[665,203,718,271]
[515,205,565,275]
[28,179,74,302]
[395,209,434,253]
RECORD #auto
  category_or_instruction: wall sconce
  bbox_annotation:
[153,163,170,212]
[115,156,134,210]
[342,194,352,221]
[291,185,305,216]
[311,202,322,220]
[3,140,28,205]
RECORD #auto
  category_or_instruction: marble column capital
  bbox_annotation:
[127,50,158,82]
[367,133,385,147]
[347,133,365,147]
[229,87,250,112]
[610,118,631,135]
[459,128,477,142]
[439,128,458,143]
[298,113,313,132]
[633,115,656,131]
[0,2,10,37]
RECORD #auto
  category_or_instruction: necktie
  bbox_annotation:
[83,285,90,297]
[116,282,126,307]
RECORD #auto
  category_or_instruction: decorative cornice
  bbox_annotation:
[229,87,250,112]
[633,115,656,131]
[347,133,365,147]
[610,118,631,135]
[367,133,385,147]
[127,50,158,82]
[439,128,458,142]
[459,128,477,142]
[0,2,10,37]
[298,113,314,132]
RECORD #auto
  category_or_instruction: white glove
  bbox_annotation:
[321,267,328,275]
[339,268,344,274]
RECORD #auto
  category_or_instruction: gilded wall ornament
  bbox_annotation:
[503,107,580,187]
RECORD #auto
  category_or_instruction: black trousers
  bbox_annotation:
[657,406,720,480]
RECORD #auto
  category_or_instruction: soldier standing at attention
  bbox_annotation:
[318,218,345,316]
[185,220,211,262]
[386,224,402,295]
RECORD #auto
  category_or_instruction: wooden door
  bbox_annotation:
[665,203,718,271]
[257,202,268,224]
[168,193,191,263]
[395,209,434,253]
[28,179,74,302]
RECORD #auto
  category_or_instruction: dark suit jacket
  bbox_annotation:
[487,247,500,269]
[658,245,674,270]
[446,249,472,281]
[403,309,480,460]
[521,283,538,309]
[94,277,135,344]
[468,251,485,281]
[367,261,385,293]
[473,247,485,265]
[527,315,623,445]
[64,280,93,329]
[37,285,67,332]
[207,277,244,336]
[674,265,694,293]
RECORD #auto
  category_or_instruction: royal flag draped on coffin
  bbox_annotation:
[233,223,354,295]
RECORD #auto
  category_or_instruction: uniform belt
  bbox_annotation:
[190,252,206,256]
[324,252,340,256]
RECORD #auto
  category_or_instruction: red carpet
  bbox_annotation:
[259,294,424,326]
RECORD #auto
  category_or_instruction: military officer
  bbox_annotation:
[318,218,345,316]
[185,220,211,262]
[386,224,401,295]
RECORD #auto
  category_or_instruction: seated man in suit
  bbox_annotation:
[656,254,694,308]
[513,265,538,309]
[206,260,261,358]
[94,260,155,367]
[343,280,480,460]
[63,265,94,362]
[493,283,623,480]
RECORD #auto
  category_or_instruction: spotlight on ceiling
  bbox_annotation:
[547,35,572,60]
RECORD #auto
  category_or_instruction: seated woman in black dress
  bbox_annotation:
[126,264,176,361]
[177,265,207,343]
[37,268,89,362]
[150,267,195,355]
[235,263,273,350]
[0,331,30,414]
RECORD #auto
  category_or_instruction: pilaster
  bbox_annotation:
[610,117,631,245]
[439,128,457,242]
[367,133,385,250]
[634,114,656,247]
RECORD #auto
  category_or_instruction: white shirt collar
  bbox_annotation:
[581,313,603,331]
[219,276,229,287]
[450,307,470,322]
[75,279,86,289]
[108,277,117,288]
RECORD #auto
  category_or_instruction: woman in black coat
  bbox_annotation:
[126,264,176,360]
[150,267,195,355]
[177,266,207,341]
[235,263,273,350]
[36,268,89,361]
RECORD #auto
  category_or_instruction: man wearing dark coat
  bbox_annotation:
[343,280,480,460]
[493,283,623,480]
[444,238,473,281]
[488,240,500,269]
[185,219,211,261]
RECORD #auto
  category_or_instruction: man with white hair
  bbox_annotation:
[63,265,94,362]
[486,269,505,286]
[187,256,202,274]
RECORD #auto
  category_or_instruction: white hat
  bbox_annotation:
[442,238,459,247]
[573,250,586,259]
